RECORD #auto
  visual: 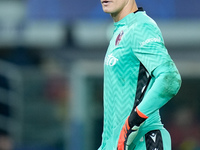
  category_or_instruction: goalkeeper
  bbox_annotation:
[98,0,182,150]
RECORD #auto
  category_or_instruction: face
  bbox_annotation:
[101,0,129,15]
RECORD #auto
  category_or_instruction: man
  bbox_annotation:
[98,0,182,150]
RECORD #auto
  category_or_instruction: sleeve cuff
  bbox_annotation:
[136,107,148,119]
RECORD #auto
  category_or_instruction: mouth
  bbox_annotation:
[102,0,110,4]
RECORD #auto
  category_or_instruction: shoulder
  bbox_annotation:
[137,11,157,25]
[130,12,159,32]
[129,12,163,41]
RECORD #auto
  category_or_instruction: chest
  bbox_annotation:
[104,28,138,69]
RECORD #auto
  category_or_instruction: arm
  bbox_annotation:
[137,61,181,116]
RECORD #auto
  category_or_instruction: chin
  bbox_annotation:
[102,9,110,13]
[104,10,114,14]
[102,7,113,14]
[103,10,111,14]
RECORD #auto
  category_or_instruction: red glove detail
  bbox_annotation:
[117,117,131,150]
[117,108,148,150]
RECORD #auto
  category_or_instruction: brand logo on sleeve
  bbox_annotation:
[105,53,118,66]
[140,37,161,47]
[115,30,124,46]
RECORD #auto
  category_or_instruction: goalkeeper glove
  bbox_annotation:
[117,107,148,150]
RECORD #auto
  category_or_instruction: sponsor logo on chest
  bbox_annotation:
[105,53,118,66]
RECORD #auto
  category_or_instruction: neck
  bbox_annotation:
[111,1,138,22]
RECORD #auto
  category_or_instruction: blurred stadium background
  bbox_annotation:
[0,0,199,150]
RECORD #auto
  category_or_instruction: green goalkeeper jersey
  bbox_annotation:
[99,9,179,150]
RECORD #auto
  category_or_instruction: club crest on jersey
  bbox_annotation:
[115,30,124,46]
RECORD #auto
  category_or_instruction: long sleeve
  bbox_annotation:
[137,61,181,116]
[130,20,182,117]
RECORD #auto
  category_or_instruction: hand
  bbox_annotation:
[117,108,148,150]
[117,117,140,150]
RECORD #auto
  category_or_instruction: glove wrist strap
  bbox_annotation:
[128,107,148,128]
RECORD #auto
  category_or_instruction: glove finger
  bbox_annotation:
[126,130,139,145]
